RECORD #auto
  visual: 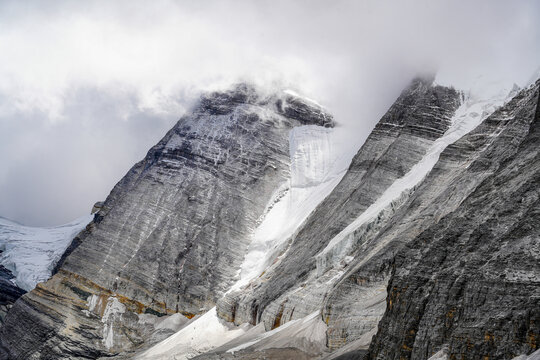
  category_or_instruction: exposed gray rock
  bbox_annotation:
[1,77,538,360]
[0,84,335,359]
[365,81,540,359]
[216,76,461,332]
[0,265,25,326]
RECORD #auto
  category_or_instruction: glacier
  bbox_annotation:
[231,123,348,292]
[0,214,92,291]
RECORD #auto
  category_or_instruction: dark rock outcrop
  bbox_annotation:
[364,80,540,359]
[0,264,25,326]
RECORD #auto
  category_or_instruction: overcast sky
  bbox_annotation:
[1,0,539,226]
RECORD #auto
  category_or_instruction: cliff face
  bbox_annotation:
[365,81,540,359]
[216,77,462,331]
[0,84,335,359]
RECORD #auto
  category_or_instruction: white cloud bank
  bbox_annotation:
[0,0,539,225]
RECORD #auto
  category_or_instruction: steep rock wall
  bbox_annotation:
[364,81,540,359]
[0,84,334,359]
[216,77,461,331]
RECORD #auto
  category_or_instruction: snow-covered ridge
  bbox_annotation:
[0,214,93,291]
[315,84,516,275]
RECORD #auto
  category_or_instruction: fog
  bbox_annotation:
[1,0,539,226]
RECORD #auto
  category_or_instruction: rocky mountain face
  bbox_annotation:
[365,80,540,359]
[216,77,461,330]
[0,77,538,360]
[0,84,335,359]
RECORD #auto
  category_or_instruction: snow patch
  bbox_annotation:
[0,214,93,290]
[136,307,250,360]
[283,89,324,108]
[87,294,100,312]
[101,296,126,350]
[227,311,325,355]
[230,125,347,291]
[428,348,449,360]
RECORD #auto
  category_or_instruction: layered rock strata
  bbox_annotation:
[216,77,461,333]
[365,80,540,359]
[0,84,334,359]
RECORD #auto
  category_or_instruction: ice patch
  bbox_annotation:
[0,214,93,290]
[230,125,347,291]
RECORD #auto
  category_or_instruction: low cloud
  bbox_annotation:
[1,0,539,225]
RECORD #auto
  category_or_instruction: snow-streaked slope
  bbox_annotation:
[139,102,348,359]
[136,307,251,360]
[316,85,516,275]
[0,214,92,290]
[230,124,348,291]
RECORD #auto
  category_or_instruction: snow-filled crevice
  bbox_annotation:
[315,87,515,275]
[229,124,348,292]
[0,214,93,291]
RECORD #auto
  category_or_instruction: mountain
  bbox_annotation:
[0,83,338,358]
[0,77,538,360]
[365,79,540,359]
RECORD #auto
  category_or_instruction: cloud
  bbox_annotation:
[0,0,539,225]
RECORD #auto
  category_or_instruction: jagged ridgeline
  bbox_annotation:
[0,78,538,360]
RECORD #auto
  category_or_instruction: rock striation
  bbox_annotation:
[365,80,540,359]
[0,84,335,359]
[1,77,538,360]
[216,76,461,332]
